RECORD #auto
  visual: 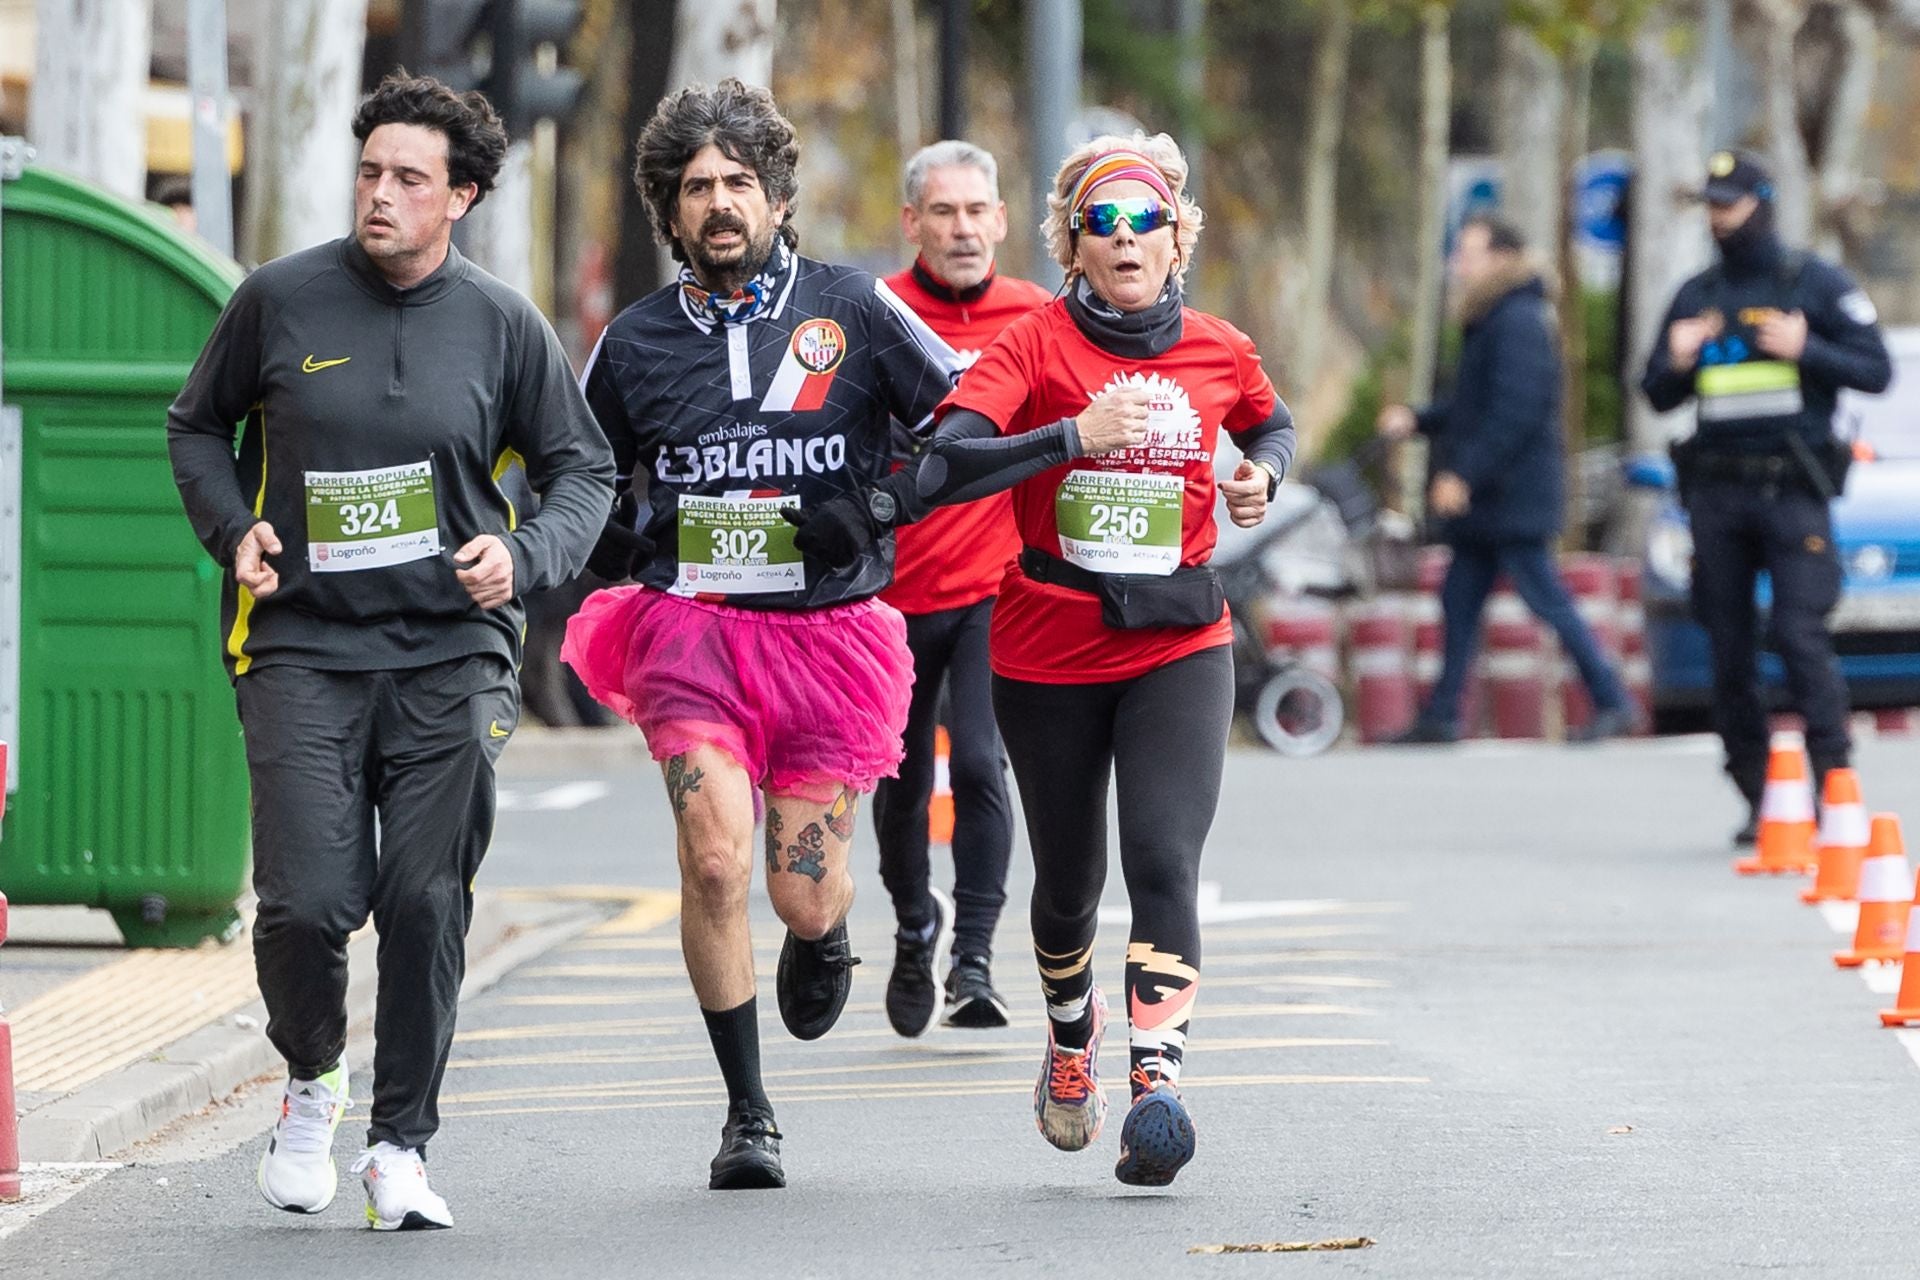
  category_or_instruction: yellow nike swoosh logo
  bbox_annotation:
[301,355,352,374]
[489,720,511,739]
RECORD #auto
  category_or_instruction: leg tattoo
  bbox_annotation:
[665,754,705,816]
[825,788,858,842]
[784,822,828,884]
[764,808,784,877]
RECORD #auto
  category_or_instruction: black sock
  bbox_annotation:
[702,997,770,1112]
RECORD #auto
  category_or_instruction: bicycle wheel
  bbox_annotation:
[1252,666,1345,757]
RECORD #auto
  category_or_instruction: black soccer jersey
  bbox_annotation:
[582,245,960,610]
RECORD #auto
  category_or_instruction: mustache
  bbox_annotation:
[702,214,748,237]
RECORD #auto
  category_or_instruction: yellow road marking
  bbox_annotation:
[442,1074,1429,1118]
[445,1035,1389,1072]
[460,1002,1373,1041]
[493,885,680,938]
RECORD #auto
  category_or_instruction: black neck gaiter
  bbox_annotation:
[1714,203,1783,278]
[1064,275,1184,359]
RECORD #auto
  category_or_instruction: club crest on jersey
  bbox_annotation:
[762,318,848,413]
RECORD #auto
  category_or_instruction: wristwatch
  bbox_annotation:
[867,488,898,526]
[1253,460,1281,501]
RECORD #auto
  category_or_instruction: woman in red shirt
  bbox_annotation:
[788,132,1294,1186]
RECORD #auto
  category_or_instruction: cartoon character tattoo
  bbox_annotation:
[765,808,784,876]
[785,822,828,883]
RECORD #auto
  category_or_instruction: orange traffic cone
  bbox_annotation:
[928,726,955,845]
[1877,873,1920,1026]
[1802,768,1870,904]
[1836,814,1913,968]
[1735,733,1817,876]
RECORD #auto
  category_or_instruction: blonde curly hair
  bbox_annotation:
[1043,131,1203,285]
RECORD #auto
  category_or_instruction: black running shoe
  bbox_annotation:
[886,888,951,1038]
[943,953,1010,1029]
[1114,1069,1196,1187]
[709,1102,785,1190]
[776,920,861,1041]
[1733,804,1761,849]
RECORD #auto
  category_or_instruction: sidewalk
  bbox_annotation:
[1,890,615,1166]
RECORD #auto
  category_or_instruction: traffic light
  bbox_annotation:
[404,0,493,92]
[402,0,584,131]
[486,0,586,133]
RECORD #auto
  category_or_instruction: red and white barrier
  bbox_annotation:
[1557,555,1619,735]
[1484,589,1547,739]
[1348,597,1415,744]
[1263,595,1341,683]
[1615,562,1651,732]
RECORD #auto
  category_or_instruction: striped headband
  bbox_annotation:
[1067,149,1177,220]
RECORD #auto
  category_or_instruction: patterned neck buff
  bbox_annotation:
[679,238,792,328]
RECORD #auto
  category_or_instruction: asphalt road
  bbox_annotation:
[8,730,1920,1278]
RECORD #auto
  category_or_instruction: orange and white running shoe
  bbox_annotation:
[1033,989,1108,1151]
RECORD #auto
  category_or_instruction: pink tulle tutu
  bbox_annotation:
[562,586,913,800]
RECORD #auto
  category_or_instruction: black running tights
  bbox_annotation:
[992,644,1233,1084]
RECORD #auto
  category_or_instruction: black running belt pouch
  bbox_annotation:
[1096,567,1225,630]
[1021,547,1223,630]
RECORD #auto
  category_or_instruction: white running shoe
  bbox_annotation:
[257,1065,349,1214]
[353,1141,454,1231]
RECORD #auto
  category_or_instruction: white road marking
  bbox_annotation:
[1898,1030,1920,1071]
[1818,902,1859,934]
[0,1163,122,1241]
[1099,882,1382,926]
[497,781,612,812]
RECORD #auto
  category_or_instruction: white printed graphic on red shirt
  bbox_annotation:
[1088,371,1204,471]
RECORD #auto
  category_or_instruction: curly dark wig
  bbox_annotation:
[635,78,801,263]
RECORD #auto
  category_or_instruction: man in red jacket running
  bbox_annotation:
[875,141,1052,1037]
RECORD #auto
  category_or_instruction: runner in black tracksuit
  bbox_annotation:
[169,76,612,1229]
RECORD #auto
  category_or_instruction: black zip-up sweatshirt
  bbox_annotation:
[168,236,614,678]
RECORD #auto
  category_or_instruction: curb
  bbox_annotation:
[16,891,608,1163]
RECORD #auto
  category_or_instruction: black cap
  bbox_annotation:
[1699,150,1774,205]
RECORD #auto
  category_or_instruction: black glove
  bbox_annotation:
[585,492,655,581]
[781,488,889,569]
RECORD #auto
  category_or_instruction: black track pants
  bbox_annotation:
[238,654,517,1154]
[872,598,1015,960]
[993,644,1233,1082]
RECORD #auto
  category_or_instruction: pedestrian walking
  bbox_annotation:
[1379,213,1634,745]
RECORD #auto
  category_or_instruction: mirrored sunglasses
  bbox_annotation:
[1072,198,1176,237]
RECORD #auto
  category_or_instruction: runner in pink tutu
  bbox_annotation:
[561,81,962,1191]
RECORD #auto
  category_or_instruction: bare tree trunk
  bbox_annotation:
[1404,2,1450,517]
[1558,33,1596,547]
[890,0,921,165]
[1408,2,1450,406]
[671,0,777,90]
[467,143,537,298]
[242,0,369,263]
[29,0,153,201]
[1746,0,1814,243]
[1497,26,1563,275]
[1294,0,1352,393]
[1627,1,1712,455]
[1813,0,1878,259]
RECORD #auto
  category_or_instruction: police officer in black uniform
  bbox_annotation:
[1641,150,1892,846]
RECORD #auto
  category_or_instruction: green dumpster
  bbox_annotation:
[0,153,250,947]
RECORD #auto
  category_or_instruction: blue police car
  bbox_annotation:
[1635,328,1920,731]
